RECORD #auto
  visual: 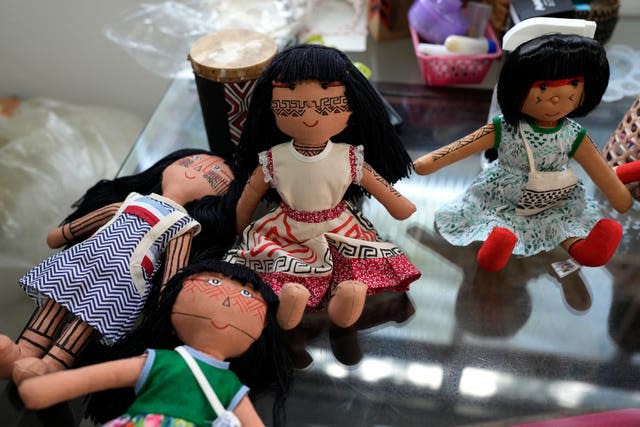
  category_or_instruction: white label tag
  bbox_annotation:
[552,258,581,278]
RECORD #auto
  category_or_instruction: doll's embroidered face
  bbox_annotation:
[172,272,267,358]
[271,80,351,146]
[161,154,233,204]
[520,77,585,127]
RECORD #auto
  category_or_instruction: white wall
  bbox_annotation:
[0,0,170,122]
[1,0,638,123]
[620,0,640,16]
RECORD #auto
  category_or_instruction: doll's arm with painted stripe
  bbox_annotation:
[360,163,416,220]
[46,202,122,248]
[413,123,495,175]
[161,231,195,291]
[235,166,269,234]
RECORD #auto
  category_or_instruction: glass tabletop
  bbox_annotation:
[118,74,640,426]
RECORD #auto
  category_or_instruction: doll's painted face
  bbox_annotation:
[172,272,267,359]
[271,80,351,146]
[161,154,233,205]
[520,77,585,127]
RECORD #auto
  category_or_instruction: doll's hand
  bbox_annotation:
[413,156,439,176]
[18,377,52,409]
[46,225,69,248]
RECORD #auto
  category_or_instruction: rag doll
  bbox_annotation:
[224,44,421,329]
[0,148,237,382]
[414,18,633,272]
[17,258,294,427]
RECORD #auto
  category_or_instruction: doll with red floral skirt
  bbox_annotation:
[224,44,421,329]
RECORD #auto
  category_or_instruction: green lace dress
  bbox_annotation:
[435,115,602,256]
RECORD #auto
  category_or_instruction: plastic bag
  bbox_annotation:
[105,0,310,78]
[0,97,141,274]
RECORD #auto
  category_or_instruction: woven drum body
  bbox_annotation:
[573,0,620,44]
[189,29,277,158]
[603,96,640,199]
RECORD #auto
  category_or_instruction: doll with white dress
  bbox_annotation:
[224,44,421,329]
[0,149,237,382]
[414,19,633,272]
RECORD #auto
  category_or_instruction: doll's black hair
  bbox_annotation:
[82,258,293,427]
[63,148,237,258]
[497,33,609,126]
[234,44,413,202]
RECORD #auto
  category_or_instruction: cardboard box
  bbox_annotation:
[368,0,412,41]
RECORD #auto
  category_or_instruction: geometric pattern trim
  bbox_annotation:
[225,80,257,145]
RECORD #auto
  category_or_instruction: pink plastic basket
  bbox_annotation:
[410,24,502,86]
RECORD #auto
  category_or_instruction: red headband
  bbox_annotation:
[532,76,584,88]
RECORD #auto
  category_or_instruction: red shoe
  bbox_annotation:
[477,227,518,272]
[616,161,640,184]
[569,219,622,267]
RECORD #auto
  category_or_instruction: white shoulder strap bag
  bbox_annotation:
[175,346,242,427]
[516,123,578,216]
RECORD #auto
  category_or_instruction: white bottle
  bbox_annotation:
[444,35,497,55]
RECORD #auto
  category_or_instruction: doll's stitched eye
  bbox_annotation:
[539,83,547,91]
[213,165,221,171]
[207,279,221,286]
[288,82,296,90]
[239,289,253,298]
[320,81,329,89]
[570,79,580,87]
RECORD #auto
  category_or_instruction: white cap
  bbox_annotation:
[502,17,597,51]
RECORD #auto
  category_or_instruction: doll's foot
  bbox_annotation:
[0,335,22,379]
[569,219,622,267]
[328,281,367,328]
[11,356,66,385]
[616,161,640,184]
[277,283,311,330]
[477,228,517,272]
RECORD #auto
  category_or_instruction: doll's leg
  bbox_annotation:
[0,299,67,378]
[277,283,311,330]
[562,219,622,266]
[328,281,367,328]
[12,317,94,384]
[477,227,518,272]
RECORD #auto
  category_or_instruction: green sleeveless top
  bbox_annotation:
[126,346,248,426]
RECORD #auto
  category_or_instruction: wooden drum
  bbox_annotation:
[189,29,277,157]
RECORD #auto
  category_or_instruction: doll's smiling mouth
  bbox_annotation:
[172,311,258,341]
[545,112,560,117]
[211,320,258,340]
[184,172,197,179]
[303,120,319,127]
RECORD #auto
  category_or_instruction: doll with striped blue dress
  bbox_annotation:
[0,149,240,383]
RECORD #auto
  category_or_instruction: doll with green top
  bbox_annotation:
[414,18,635,272]
[17,259,294,427]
